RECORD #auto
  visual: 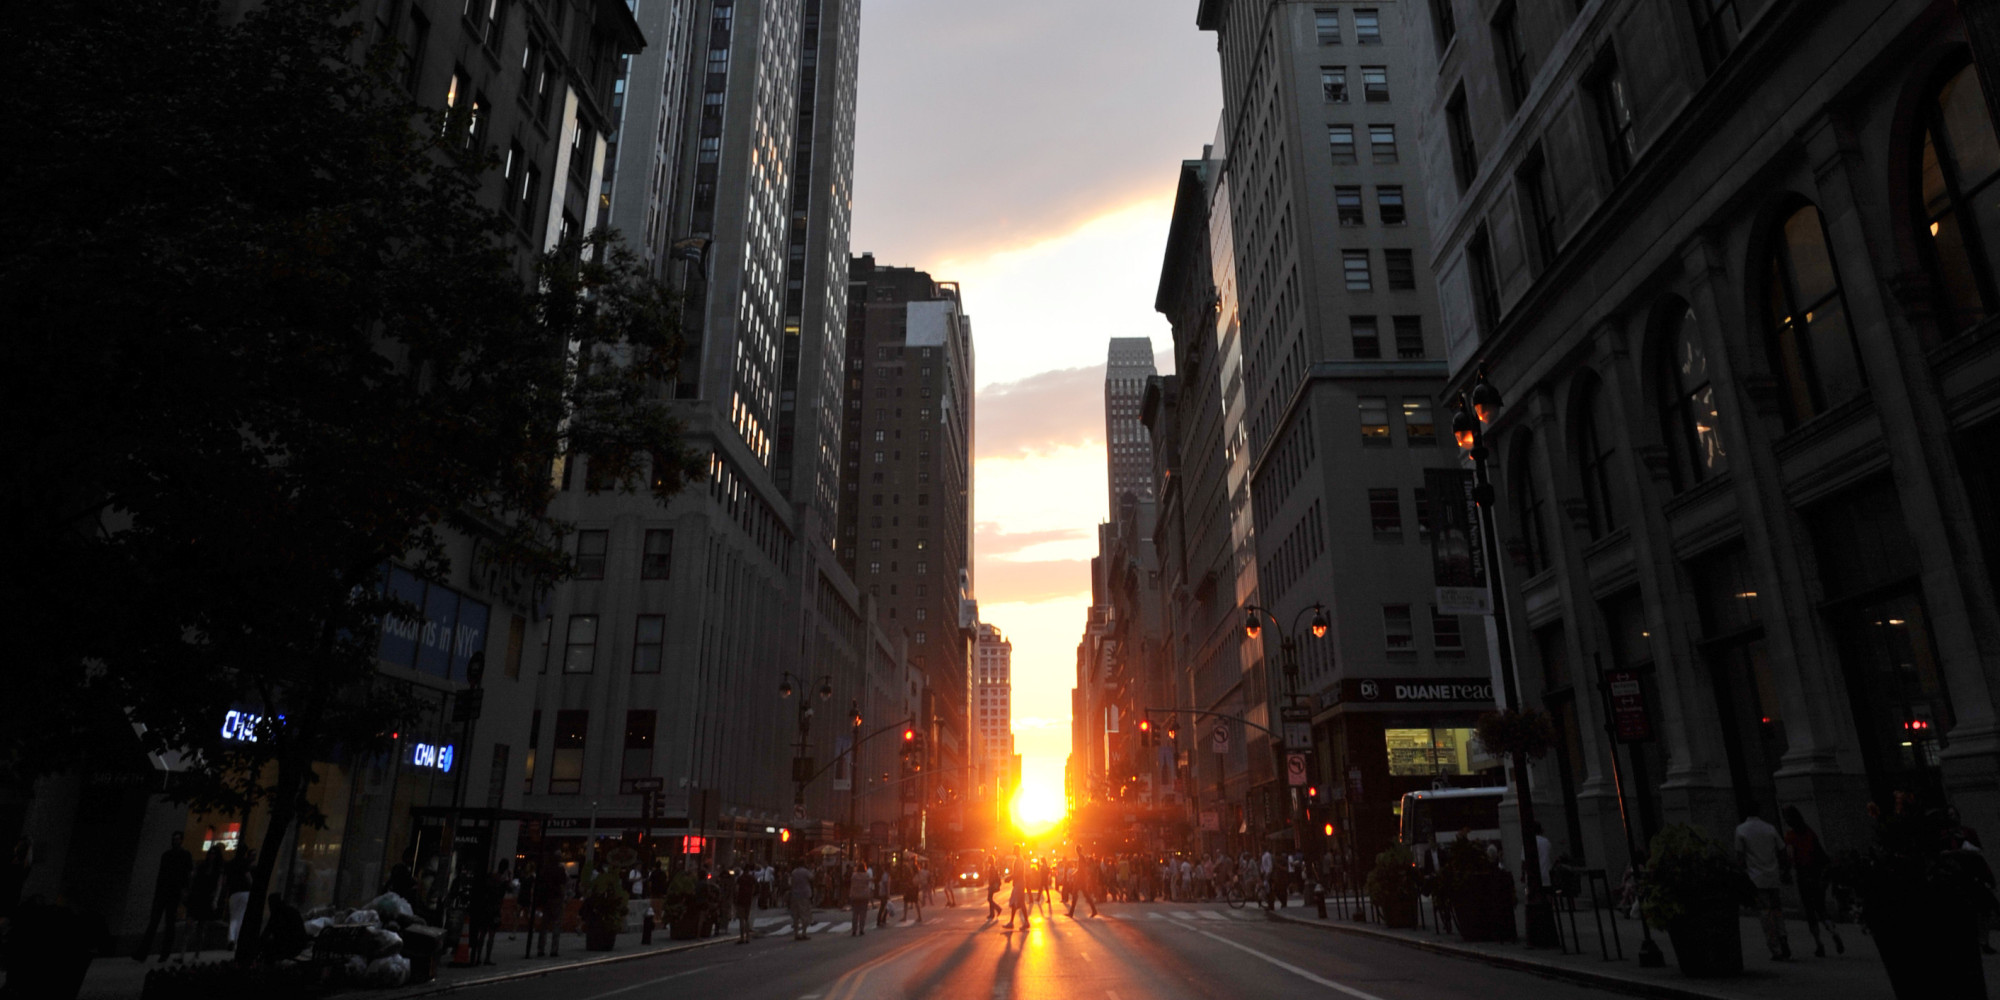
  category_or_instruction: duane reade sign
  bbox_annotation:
[1341,678,1494,704]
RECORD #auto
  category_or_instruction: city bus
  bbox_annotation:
[1397,787,1505,868]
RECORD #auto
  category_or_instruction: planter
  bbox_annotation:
[669,913,700,940]
[1665,909,1743,978]
[584,927,618,952]
[1453,890,1516,942]
[1377,895,1419,929]
[1871,905,1984,999]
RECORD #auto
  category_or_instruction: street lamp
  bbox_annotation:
[781,672,835,844]
[1243,602,1329,859]
[1453,371,1561,949]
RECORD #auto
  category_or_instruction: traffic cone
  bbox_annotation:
[451,912,473,966]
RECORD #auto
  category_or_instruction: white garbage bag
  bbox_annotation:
[364,954,411,988]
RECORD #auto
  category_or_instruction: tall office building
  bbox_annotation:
[521,0,881,865]
[974,624,1015,814]
[1105,338,1160,516]
[839,254,977,839]
[1195,0,1490,855]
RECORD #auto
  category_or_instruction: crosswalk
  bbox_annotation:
[749,904,1265,937]
[1102,909,1263,923]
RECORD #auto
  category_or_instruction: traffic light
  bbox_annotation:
[1137,719,1153,747]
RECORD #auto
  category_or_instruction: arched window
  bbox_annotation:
[1574,377,1624,540]
[1657,301,1728,489]
[1919,61,2000,335]
[1768,205,1864,425]
[1511,433,1551,575]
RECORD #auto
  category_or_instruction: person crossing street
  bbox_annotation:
[789,859,815,941]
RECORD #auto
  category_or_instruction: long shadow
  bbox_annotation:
[883,917,1005,998]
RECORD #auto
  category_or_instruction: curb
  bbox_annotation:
[1264,910,1735,1000]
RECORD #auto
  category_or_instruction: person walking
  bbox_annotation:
[909,862,927,924]
[1003,853,1031,930]
[789,859,815,940]
[847,864,873,937]
[134,831,193,963]
[533,853,568,957]
[222,847,254,947]
[985,861,1003,920]
[734,867,759,944]
[1066,850,1099,918]
[1780,807,1844,957]
[1735,806,1792,961]
[875,863,894,927]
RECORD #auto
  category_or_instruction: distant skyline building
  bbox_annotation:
[975,623,1015,812]
[1105,337,1159,517]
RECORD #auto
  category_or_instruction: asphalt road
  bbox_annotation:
[460,899,1619,1000]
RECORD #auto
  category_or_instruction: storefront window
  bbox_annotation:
[1690,545,1784,820]
[1384,727,1490,776]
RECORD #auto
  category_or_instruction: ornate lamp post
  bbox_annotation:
[780,672,834,836]
[1451,373,1560,948]
[1242,603,1329,857]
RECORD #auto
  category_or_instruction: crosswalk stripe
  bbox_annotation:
[1173,911,1198,920]
[1198,911,1226,921]
[1145,912,1164,920]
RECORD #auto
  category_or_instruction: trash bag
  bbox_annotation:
[340,954,369,982]
[366,926,404,957]
[368,892,416,926]
[303,916,331,938]
[363,954,411,988]
[346,907,381,926]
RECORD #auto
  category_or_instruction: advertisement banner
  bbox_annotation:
[832,736,853,791]
[1426,468,1492,615]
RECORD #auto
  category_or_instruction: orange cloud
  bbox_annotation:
[975,556,1091,606]
[975,366,1103,459]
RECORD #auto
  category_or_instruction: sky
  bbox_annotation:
[849,0,1223,808]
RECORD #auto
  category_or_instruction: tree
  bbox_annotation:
[0,0,700,958]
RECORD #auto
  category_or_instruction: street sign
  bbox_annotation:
[1209,720,1231,755]
[1285,752,1309,787]
[1347,766,1364,803]
[1604,669,1655,743]
[629,777,665,792]
[1199,810,1220,832]
[1281,706,1312,750]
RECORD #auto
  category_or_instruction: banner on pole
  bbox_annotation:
[1426,468,1492,615]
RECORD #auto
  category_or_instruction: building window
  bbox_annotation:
[1656,301,1730,490]
[870,561,881,575]
[1323,67,1349,102]
[1429,0,1456,53]
[1510,434,1551,575]
[563,614,598,673]
[523,709,539,793]
[1383,605,1414,650]
[401,8,431,93]
[1360,397,1391,446]
[1336,186,1364,226]
[917,561,928,574]
[1918,61,2000,337]
[1403,398,1437,445]
[1446,87,1476,191]
[1518,148,1560,270]
[1351,316,1382,359]
[1354,8,1381,43]
[1468,225,1500,335]
[633,615,664,673]
[1588,50,1637,180]
[1687,0,1742,72]
[640,529,673,579]
[1575,377,1625,539]
[1394,315,1425,358]
[1330,124,1357,165]
[1414,486,1433,539]
[1493,1,1530,111]
[1361,66,1389,102]
[620,710,655,793]
[1768,204,1864,426]
[1343,250,1373,290]
[1377,185,1406,225]
[549,709,587,794]
[1369,124,1398,163]
[1316,8,1342,44]
[1369,488,1403,538]
[1432,607,1465,651]
[916,630,928,645]
[1385,249,1416,290]
[575,530,608,579]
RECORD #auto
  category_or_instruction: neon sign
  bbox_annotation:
[409,742,456,773]
[220,710,281,743]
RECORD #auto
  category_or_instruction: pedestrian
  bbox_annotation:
[223,847,254,947]
[985,861,1003,920]
[1780,806,1844,958]
[909,862,927,923]
[875,863,893,927]
[848,864,873,937]
[470,861,506,964]
[533,852,568,957]
[1003,854,1031,930]
[735,866,759,944]
[1734,806,1792,961]
[790,859,815,940]
[1067,850,1099,918]
[134,831,193,963]
[179,846,225,959]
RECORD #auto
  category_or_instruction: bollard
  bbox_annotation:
[642,905,655,944]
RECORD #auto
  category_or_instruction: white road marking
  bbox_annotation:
[1198,911,1226,921]
[1192,929,1392,1000]
[1145,912,1164,920]
[578,964,717,1000]
[1174,911,1198,920]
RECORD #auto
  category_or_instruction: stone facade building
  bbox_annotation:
[1412,0,2000,863]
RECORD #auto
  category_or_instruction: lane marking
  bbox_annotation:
[826,931,938,1000]
[1192,929,1391,1000]
[1198,911,1226,921]
[577,964,718,1000]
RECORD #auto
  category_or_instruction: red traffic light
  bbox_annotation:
[1138,720,1151,733]
[903,728,916,742]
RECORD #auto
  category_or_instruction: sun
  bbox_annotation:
[1011,774,1068,834]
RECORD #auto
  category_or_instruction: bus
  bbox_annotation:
[1398,787,1505,868]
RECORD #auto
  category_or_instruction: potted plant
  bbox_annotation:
[1832,805,1989,999]
[1639,824,1747,977]
[1472,709,1556,761]
[1365,846,1422,929]
[1434,838,1515,942]
[578,869,630,952]
[663,870,700,940]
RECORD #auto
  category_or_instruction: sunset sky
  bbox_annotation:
[849,0,1223,804]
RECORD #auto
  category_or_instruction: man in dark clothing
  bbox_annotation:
[532,856,568,957]
[985,863,1002,920]
[734,868,759,944]
[134,832,193,962]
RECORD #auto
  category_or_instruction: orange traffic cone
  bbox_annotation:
[451,912,473,966]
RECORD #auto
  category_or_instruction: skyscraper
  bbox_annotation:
[975,623,1015,817]
[839,254,977,839]
[1105,337,1159,517]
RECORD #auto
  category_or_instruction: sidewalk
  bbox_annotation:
[74,907,862,1000]
[1270,897,1994,1000]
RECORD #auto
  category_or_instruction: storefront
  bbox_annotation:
[1317,676,1505,865]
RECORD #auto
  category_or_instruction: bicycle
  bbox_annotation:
[1223,875,1247,909]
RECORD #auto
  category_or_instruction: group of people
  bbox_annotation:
[129,831,261,963]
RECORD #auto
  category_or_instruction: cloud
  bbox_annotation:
[976,556,1090,606]
[853,0,1223,267]
[976,523,1092,559]
[975,366,1103,459]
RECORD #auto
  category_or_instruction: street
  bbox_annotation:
[464,902,1613,1000]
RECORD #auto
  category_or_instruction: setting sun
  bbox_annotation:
[1010,773,1068,833]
